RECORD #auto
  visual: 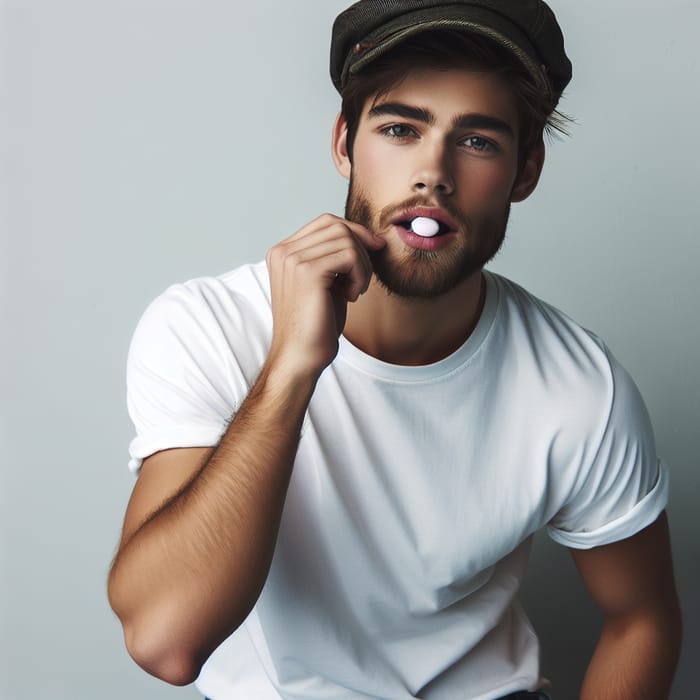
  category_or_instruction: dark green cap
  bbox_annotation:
[330,0,572,106]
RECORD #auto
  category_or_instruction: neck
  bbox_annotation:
[343,271,485,366]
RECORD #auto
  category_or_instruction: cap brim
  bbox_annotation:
[340,6,549,98]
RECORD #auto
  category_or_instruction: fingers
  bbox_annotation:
[268,214,384,301]
[280,242,369,299]
[263,213,385,376]
[280,213,385,251]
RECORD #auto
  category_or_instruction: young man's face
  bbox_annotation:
[336,66,542,298]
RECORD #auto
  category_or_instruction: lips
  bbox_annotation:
[390,207,458,236]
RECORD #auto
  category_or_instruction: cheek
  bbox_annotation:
[459,162,517,205]
[355,139,393,172]
[351,143,404,196]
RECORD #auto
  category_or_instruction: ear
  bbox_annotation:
[332,112,352,180]
[510,141,545,203]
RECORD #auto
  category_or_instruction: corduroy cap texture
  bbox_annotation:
[330,0,572,106]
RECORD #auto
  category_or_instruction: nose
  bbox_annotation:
[411,140,455,196]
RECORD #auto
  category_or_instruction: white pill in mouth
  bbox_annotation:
[410,216,440,237]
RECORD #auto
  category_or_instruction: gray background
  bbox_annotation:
[1,0,697,698]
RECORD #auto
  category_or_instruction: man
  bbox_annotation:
[108,1,682,698]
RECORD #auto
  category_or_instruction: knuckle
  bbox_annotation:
[286,250,303,267]
[268,242,284,260]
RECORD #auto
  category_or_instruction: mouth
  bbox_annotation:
[390,207,458,237]
[396,218,451,236]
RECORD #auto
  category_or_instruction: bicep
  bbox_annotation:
[569,511,679,619]
[118,447,215,549]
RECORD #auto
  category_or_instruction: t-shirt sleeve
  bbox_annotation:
[547,350,669,549]
[125,281,247,474]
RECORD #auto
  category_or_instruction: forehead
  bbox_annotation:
[363,66,520,127]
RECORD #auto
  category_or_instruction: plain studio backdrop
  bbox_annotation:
[1,1,698,698]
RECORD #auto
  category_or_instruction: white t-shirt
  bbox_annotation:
[126,263,668,700]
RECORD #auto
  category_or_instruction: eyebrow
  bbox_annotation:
[367,102,515,140]
[368,102,435,124]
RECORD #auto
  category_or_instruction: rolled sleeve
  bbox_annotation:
[548,460,669,549]
[125,282,242,475]
[546,347,669,549]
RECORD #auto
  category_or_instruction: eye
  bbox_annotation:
[462,136,496,152]
[381,124,417,140]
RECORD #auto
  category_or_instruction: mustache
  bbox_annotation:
[377,195,471,232]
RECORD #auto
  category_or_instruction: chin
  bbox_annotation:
[369,246,481,299]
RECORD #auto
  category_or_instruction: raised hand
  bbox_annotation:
[265,213,385,379]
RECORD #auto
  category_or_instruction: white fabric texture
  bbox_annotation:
[126,262,668,700]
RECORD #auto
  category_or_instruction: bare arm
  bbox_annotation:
[571,511,682,700]
[108,214,384,685]
[108,363,316,685]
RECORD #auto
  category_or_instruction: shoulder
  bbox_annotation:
[487,279,667,544]
[490,272,605,350]
[137,261,270,325]
[125,262,272,471]
[487,273,656,462]
[130,261,271,355]
[485,277,666,545]
[126,260,273,407]
[487,272,615,401]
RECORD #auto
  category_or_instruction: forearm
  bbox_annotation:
[580,610,682,700]
[108,359,318,683]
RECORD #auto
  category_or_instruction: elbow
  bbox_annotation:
[108,579,203,686]
[123,620,203,686]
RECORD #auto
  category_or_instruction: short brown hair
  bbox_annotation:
[341,30,570,165]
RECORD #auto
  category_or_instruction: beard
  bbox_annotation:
[345,176,510,299]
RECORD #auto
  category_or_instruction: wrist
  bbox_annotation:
[259,350,322,408]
